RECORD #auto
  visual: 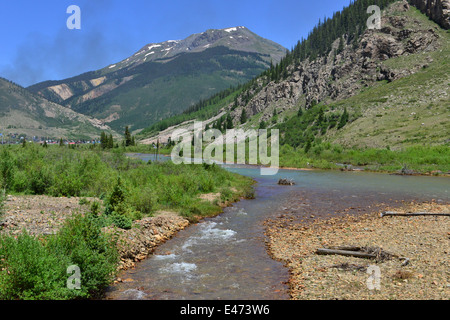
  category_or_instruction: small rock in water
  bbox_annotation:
[278,178,295,186]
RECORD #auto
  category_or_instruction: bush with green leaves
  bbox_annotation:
[0,214,119,300]
[0,232,76,300]
[109,213,133,230]
[46,214,119,297]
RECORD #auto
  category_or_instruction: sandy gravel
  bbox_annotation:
[265,201,450,300]
[0,195,95,235]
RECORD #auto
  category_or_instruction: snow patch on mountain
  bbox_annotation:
[224,27,237,33]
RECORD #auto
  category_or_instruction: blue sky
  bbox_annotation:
[0,0,351,87]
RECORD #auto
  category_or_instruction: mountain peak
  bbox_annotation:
[27,26,287,133]
[105,26,286,72]
[221,26,246,32]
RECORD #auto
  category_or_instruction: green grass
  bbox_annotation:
[278,143,450,174]
[0,143,253,220]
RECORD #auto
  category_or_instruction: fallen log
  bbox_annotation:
[316,248,377,259]
[380,211,450,218]
[325,246,362,251]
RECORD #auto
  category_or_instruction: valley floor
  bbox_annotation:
[265,200,450,300]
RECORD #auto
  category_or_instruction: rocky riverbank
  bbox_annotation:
[265,200,450,299]
[104,213,189,271]
[0,195,189,272]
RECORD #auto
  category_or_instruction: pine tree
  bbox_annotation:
[338,107,349,129]
[124,126,132,147]
[240,109,247,124]
[100,132,107,149]
[226,114,233,129]
[337,35,345,54]
[108,134,114,149]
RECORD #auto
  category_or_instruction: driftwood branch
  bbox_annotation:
[316,246,398,262]
[380,211,450,218]
[325,246,362,251]
[317,246,408,265]
[316,248,377,259]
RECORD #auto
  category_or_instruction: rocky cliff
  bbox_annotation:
[409,0,450,29]
[229,1,441,125]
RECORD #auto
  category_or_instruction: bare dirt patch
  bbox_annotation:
[198,192,221,202]
[0,195,95,235]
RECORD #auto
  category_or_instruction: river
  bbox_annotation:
[105,156,449,300]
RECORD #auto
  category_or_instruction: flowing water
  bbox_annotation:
[106,157,449,300]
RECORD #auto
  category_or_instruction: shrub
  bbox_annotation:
[0,214,119,300]
[109,213,133,230]
[128,186,157,215]
[46,214,119,298]
[0,232,76,300]
[12,170,29,193]
[220,188,233,202]
[104,177,126,216]
[29,167,52,195]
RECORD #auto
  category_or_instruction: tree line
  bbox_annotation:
[264,0,397,83]
[99,126,136,149]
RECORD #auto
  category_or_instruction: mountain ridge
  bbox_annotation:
[105,26,286,71]
[0,77,115,140]
[27,26,287,133]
